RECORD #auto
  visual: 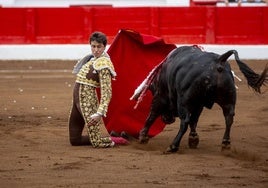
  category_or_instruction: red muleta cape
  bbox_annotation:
[105,29,176,138]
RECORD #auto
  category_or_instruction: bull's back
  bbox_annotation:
[165,46,217,90]
[163,46,236,110]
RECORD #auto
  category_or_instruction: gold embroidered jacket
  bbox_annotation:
[76,53,116,116]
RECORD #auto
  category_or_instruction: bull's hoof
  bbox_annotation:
[221,144,231,150]
[188,133,199,149]
[163,145,178,154]
[221,139,231,150]
[139,135,149,144]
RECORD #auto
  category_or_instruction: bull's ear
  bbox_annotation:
[218,50,234,63]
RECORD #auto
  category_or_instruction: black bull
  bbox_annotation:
[134,45,268,153]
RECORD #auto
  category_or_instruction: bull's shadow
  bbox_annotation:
[131,45,268,154]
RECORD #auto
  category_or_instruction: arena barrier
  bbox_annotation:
[0,6,267,44]
[0,6,267,59]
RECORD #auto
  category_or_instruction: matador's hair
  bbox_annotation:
[89,31,107,46]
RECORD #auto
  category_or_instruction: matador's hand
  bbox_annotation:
[88,113,102,126]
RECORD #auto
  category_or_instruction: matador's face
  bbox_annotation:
[90,40,106,58]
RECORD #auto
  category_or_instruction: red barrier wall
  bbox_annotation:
[0,6,267,44]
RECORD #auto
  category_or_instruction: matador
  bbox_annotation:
[68,51,117,148]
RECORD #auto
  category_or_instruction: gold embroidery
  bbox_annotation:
[76,61,100,87]
[93,57,116,77]
[97,69,112,116]
[79,84,113,148]
[75,53,116,148]
[76,56,116,87]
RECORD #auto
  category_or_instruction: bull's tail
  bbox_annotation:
[233,50,268,93]
[219,50,268,93]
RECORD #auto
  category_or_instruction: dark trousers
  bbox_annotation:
[68,83,91,146]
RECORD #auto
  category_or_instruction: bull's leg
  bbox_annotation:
[188,122,199,149]
[188,108,203,149]
[221,105,235,150]
[139,111,160,144]
[165,115,190,153]
[221,115,233,150]
[139,96,163,144]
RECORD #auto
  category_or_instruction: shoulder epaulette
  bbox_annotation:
[93,57,117,77]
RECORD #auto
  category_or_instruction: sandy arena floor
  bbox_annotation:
[0,60,267,188]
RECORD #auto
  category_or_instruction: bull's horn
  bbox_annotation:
[217,50,235,62]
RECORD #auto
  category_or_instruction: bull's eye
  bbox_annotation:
[217,65,224,72]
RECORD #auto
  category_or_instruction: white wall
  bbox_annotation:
[0,44,267,60]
